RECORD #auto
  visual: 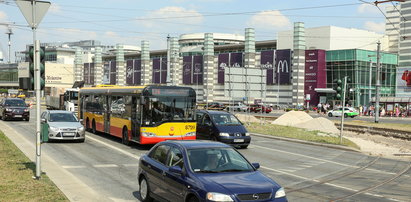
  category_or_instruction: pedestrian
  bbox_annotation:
[363,105,368,116]
[317,103,322,114]
[395,105,400,117]
[359,105,363,116]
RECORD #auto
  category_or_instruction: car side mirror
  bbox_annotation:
[252,163,260,169]
[41,118,46,123]
[169,166,183,174]
[79,119,83,122]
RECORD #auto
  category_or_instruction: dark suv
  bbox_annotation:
[0,98,30,121]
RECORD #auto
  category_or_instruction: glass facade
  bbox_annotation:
[326,49,397,107]
[0,65,18,83]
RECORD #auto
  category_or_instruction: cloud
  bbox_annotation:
[246,10,291,31]
[138,7,203,33]
[0,11,8,21]
[357,3,381,14]
[49,3,62,14]
[364,21,385,33]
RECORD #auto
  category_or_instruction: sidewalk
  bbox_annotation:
[0,120,110,202]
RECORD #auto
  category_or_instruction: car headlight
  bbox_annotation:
[49,126,59,132]
[274,187,286,198]
[24,108,29,112]
[77,126,84,131]
[5,108,12,112]
[206,192,233,202]
[142,132,157,137]
[219,132,229,137]
[245,132,250,136]
[185,132,196,136]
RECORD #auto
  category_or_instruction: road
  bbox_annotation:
[1,112,410,201]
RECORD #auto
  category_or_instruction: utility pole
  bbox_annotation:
[340,76,348,144]
[375,41,381,123]
[6,26,13,63]
[166,35,171,85]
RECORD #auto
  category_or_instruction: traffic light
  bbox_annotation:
[334,79,342,100]
[28,45,46,90]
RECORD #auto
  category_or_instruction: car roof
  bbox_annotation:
[4,98,24,101]
[163,140,231,149]
[47,110,75,114]
[196,109,231,115]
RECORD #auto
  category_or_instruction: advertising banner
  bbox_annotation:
[396,67,411,97]
[103,62,110,84]
[193,55,203,85]
[304,49,326,106]
[89,63,95,85]
[83,63,89,84]
[134,59,141,85]
[230,52,243,68]
[152,58,160,84]
[161,57,167,84]
[183,56,192,84]
[260,50,275,84]
[110,61,116,85]
[275,49,291,85]
[126,60,133,85]
[218,53,229,84]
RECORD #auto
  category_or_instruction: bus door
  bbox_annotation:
[131,96,140,141]
[104,96,111,133]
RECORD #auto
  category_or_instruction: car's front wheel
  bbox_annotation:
[139,177,153,202]
[328,113,333,117]
[2,113,6,121]
[344,113,348,118]
[188,196,199,202]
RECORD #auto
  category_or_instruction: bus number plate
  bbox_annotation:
[185,125,195,130]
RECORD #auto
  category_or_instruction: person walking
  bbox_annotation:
[395,105,400,117]
[359,105,363,116]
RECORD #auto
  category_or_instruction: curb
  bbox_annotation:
[251,132,360,153]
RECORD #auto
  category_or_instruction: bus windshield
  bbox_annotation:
[143,96,195,126]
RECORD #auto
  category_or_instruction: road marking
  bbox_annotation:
[86,135,140,160]
[123,164,139,167]
[93,164,118,168]
[252,144,396,175]
[62,165,87,169]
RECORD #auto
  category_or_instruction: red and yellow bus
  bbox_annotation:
[78,85,197,145]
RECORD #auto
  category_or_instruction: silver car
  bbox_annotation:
[41,110,85,142]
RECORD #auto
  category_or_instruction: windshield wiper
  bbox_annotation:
[220,169,247,172]
[196,170,220,173]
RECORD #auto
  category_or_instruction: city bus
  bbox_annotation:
[78,85,197,145]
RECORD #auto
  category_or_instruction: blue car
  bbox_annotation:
[138,140,287,202]
[196,110,251,149]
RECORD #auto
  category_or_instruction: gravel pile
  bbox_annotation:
[298,117,340,135]
[272,111,313,126]
[235,113,261,123]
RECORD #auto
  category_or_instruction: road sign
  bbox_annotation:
[16,0,50,28]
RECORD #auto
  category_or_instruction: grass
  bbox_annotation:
[0,131,68,201]
[246,122,360,150]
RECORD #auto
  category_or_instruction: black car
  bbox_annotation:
[138,140,287,202]
[0,98,30,121]
[196,110,250,149]
[204,102,226,110]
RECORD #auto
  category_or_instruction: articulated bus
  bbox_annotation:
[78,85,197,145]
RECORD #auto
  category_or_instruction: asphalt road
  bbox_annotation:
[2,111,411,201]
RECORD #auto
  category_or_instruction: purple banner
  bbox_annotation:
[193,55,203,85]
[305,50,326,106]
[230,52,243,68]
[275,49,291,85]
[103,62,110,84]
[152,58,160,84]
[126,60,133,85]
[183,56,192,84]
[134,59,141,85]
[261,50,275,85]
[83,63,89,85]
[110,61,116,85]
[218,53,229,84]
[89,63,95,85]
[161,58,167,84]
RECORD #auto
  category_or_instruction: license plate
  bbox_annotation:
[63,132,76,137]
[14,115,22,118]
[234,139,244,143]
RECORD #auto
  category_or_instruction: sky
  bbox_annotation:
[0,0,399,62]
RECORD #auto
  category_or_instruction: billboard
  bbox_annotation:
[218,53,243,84]
[83,63,95,85]
[260,50,275,84]
[126,59,142,85]
[152,58,167,84]
[183,56,203,85]
[396,67,411,97]
[110,61,116,85]
[275,49,291,85]
[304,50,326,105]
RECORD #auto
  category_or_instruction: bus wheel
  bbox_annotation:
[122,127,130,145]
[92,120,96,134]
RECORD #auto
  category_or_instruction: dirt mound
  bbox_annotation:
[272,111,313,126]
[235,113,261,123]
[298,117,340,135]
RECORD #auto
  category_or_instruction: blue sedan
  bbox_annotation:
[137,140,287,202]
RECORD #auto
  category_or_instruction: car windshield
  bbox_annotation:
[4,99,26,107]
[211,114,241,126]
[187,147,254,173]
[49,113,78,122]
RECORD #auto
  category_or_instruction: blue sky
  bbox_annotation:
[0,0,398,61]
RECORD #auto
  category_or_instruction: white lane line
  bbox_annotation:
[261,165,397,201]
[86,135,140,160]
[123,164,139,167]
[252,145,396,175]
[62,165,87,169]
[93,164,118,168]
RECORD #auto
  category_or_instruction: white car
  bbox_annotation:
[226,103,248,112]
[41,110,85,142]
[327,107,359,118]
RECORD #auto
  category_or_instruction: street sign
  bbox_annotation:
[16,0,50,28]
